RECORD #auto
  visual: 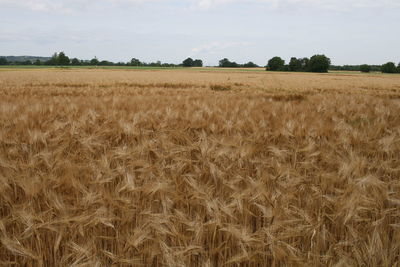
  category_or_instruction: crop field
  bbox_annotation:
[0,68,400,266]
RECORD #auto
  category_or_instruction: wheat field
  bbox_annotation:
[1,68,400,266]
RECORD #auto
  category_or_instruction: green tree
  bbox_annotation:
[71,58,81,65]
[381,62,397,73]
[397,63,400,73]
[308,55,331,73]
[46,52,70,65]
[300,58,309,71]
[288,57,302,71]
[58,52,70,65]
[0,57,8,65]
[193,59,203,67]
[230,61,239,67]
[360,64,371,73]
[21,60,32,65]
[47,53,59,65]
[218,58,239,67]
[219,58,231,67]
[243,61,258,68]
[130,58,141,66]
[90,57,99,66]
[183,57,194,67]
[267,57,285,71]
[99,60,113,66]
[34,59,42,66]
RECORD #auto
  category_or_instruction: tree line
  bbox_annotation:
[265,55,400,74]
[266,55,332,73]
[330,64,382,72]
[1,52,399,73]
[218,58,259,68]
[0,52,186,67]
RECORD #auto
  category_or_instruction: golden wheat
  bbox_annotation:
[0,69,400,266]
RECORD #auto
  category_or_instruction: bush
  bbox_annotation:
[308,55,331,73]
[360,64,371,73]
[267,57,285,71]
[381,62,397,73]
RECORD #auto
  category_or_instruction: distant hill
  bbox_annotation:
[1,56,51,62]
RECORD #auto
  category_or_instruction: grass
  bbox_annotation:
[0,69,400,266]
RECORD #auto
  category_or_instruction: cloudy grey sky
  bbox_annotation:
[1,0,399,65]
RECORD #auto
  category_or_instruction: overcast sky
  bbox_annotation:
[1,0,399,65]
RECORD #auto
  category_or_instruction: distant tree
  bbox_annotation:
[46,52,70,65]
[300,58,309,71]
[71,58,81,66]
[21,60,32,65]
[90,57,99,66]
[360,64,371,73]
[148,61,162,67]
[219,58,239,68]
[47,53,59,65]
[288,57,302,72]
[308,55,331,73]
[34,59,42,66]
[99,60,113,66]
[130,58,141,66]
[193,59,203,67]
[381,62,397,73]
[183,57,194,67]
[330,64,381,72]
[397,63,400,73]
[0,57,8,65]
[230,61,239,67]
[58,52,70,65]
[267,57,285,71]
[243,61,258,68]
[219,58,230,67]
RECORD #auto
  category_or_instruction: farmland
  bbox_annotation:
[1,68,400,266]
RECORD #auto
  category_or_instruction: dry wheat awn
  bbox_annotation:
[0,69,399,266]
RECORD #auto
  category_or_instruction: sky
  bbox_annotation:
[1,0,399,66]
